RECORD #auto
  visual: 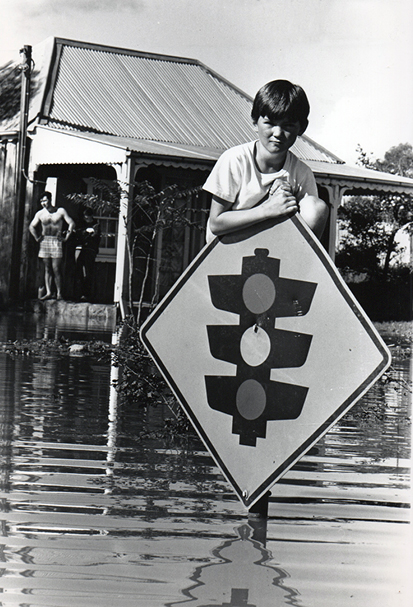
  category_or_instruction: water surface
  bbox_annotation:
[0,317,411,606]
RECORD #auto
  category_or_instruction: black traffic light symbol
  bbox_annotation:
[205,248,317,447]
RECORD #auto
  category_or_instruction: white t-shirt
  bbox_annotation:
[203,140,318,242]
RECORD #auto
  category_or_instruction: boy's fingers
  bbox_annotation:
[286,199,298,211]
[270,185,292,197]
[270,180,287,191]
[270,182,281,194]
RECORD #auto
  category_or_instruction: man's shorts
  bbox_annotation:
[38,235,63,259]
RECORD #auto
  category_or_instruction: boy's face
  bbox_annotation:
[254,116,305,156]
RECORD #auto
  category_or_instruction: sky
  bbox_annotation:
[1,0,412,165]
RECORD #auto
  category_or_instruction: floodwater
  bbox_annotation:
[0,312,411,607]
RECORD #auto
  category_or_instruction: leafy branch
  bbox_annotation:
[66,178,206,324]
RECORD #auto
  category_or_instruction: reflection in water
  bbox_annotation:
[167,523,300,607]
[0,309,114,343]
[0,320,411,606]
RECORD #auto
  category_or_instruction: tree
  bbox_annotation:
[67,178,206,440]
[67,178,205,324]
[0,61,21,122]
[0,60,40,123]
[376,143,413,179]
[336,144,413,281]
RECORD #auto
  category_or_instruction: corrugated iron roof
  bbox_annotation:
[305,159,413,190]
[33,125,222,166]
[47,44,256,148]
[36,125,413,195]
[41,38,342,164]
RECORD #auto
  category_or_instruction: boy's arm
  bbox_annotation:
[29,213,42,242]
[270,162,328,239]
[60,208,76,241]
[297,196,329,239]
[209,181,298,237]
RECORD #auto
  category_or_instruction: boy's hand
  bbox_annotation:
[269,178,292,197]
[261,179,298,219]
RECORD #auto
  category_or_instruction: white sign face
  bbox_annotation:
[140,215,391,508]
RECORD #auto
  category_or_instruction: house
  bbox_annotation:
[1,37,413,311]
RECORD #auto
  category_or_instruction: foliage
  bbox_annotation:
[336,143,413,281]
[110,316,194,440]
[1,336,112,357]
[0,60,40,123]
[0,61,21,121]
[110,316,171,408]
[66,178,205,324]
[356,142,413,178]
[66,178,206,439]
[375,143,413,178]
[374,320,413,348]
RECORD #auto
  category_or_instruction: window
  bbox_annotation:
[83,178,119,263]
[96,216,118,262]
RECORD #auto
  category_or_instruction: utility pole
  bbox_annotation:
[9,45,32,301]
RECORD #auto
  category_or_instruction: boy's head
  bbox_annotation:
[39,191,53,208]
[82,207,95,223]
[40,191,52,203]
[251,80,310,135]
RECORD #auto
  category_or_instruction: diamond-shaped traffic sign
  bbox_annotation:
[140,215,391,508]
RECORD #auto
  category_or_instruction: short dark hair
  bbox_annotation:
[40,191,52,203]
[251,80,310,130]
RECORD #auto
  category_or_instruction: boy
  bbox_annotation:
[204,80,328,242]
[29,191,75,300]
[75,207,101,302]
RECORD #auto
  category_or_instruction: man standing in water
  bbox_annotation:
[29,191,75,300]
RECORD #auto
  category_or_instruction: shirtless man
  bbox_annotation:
[29,191,75,300]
